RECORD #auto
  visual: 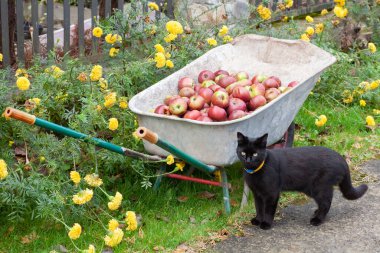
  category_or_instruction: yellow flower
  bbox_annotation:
[83,245,95,253]
[284,0,293,8]
[119,100,128,109]
[16,77,30,91]
[68,223,82,240]
[48,65,64,78]
[108,118,119,131]
[90,65,102,81]
[73,188,93,205]
[166,155,174,165]
[108,219,119,231]
[108,192,123,210]
[366,116,376,127]
[0,53,2,62]
[305,15,314,23]
[105,34,121,44]
[334,0,345,7]
[31,98,41,105]
[175,161,186,172]
[154,44,165,53]
[8,141,14,147]
[77,72,87,82]
[70,171,81,185]
[109,47,119,57]
[359,100,366,107]
[368,43,377,53]
[282,16,289,22]
[15,68,28,77]
[315,115,327,127]
[306,27,315,36]
[257,5,271,20]
[206,38,217,46]
[125,211,138,231]
[166,60,174,69]
[84,173,103,187]
[218,25,229,37]
[155,52,166,68]
[164,33,177,43]
[96,105,102,112]
[315,23,324,34]
[332,19,340,26]
[93,27,103,38]
[104,92,117,108]
[104,228,124,247]
[166,21,183,35]
[343,95,353,103]
[39,156,45,162]
[223,35,233,43]
[333,6,348,18]
[99,78,108,90]
[373,109,380,115]
[0,159,8,180]
[300,34,310,42]
[370,80,379,90]
[165,52,171,59]
[148,2,159,11]
[321,9,328,15]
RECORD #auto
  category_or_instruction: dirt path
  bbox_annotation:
[213,160,380,253]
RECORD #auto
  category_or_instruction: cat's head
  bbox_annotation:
[236,132,268,169]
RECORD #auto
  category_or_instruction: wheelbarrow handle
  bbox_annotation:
[5,107,36,125]
[135,127,158,144]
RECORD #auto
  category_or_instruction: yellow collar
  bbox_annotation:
[244,160,265,174]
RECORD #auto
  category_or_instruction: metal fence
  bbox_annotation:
[0,0,334,68]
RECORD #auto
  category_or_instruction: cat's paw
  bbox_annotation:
[250,218,261,226]
[259,222,272,230]
[310,217,323,226]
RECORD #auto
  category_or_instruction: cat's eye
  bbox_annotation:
[241,152,246,156]
[253,153,258,157]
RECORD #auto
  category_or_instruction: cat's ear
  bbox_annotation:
[257,133,268,147]
[237,132,247,145]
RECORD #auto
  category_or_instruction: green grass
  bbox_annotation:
[1,92,378,252]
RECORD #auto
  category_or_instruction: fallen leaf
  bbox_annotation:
[125,235,135,245]
[3,226,14,237]
[14,146,26,156]
[201,218,209,224]
[177,196,188,202]
[153,246,165,251]
[352,142,362,149]
[197,191,215,199]
[155,214,169,222]
[230,199,238,207]
[21,231,39,244]
[138,227,144,239]
[54,244,68,253]
[101,248,114,253]
[189,216,196,223]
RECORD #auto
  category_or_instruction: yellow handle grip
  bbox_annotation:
[4,107,36,125]
[135,127,158,144]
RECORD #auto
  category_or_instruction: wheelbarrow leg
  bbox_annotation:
[153,165,167,191]
[240,180,250,209]
[220,167,231,215]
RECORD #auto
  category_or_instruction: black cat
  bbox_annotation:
[236,132,368,230]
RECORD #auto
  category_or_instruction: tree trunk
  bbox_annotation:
[0,0,17,67]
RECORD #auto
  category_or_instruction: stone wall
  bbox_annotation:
[173,0,252,25]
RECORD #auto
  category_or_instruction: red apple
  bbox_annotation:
[209,84,222,92]
[154,104,170,115]
[184,110,202,120]
[251,74,267,84]
[169,98,188,115]
[226,80,251,94]
[214,70,229,76]
[227,98,247,114]
[194,84,201,93]
[279,86,291,93]
[203,103,210,108]
[178,77,195,90]
[215,74,227,84]
[264,88,281,102]
[208,106,227,121]
[287,81,299,87]
[248,95,267,110]
[198,87,213,104]
[198,70,215,83]
[219,76,237,88]
[188,95,205,110]
[196,115,213,122]
[179,87,195,98]
[211,90,229,108]
[201,80,217,88]
[200,107,209,116]
[235,71,249,81]
[249,83,266,97]
[269,76,281,86]
[228,110,247,120]
[232,86,251,102]
[181,97,190,105]
[164,95,180,105]
[263,77,280,89]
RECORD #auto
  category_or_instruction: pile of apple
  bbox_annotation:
[154,69,298,122]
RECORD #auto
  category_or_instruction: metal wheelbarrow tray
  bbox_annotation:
[129,34,336,166]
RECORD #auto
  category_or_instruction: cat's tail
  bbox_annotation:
[339,173,368,200]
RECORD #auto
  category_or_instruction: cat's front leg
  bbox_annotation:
[260,195,279,230]
[251,192,264,226]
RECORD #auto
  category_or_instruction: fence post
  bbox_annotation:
[92,0,99,54]
[64,0,70,53]
[47,0,54,52]
[31,0,39,55]
[16,0,25,64]
[78,0,85,55]
[1,0,10,66]
[118,0,124,12]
